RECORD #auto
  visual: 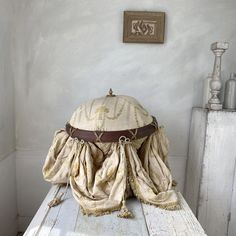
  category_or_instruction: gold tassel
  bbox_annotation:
[158,203,181,210]
[172,179,178,187]
[117,199,133,219]
[48,193,64,208]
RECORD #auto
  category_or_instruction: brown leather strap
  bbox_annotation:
[65,116,158,143]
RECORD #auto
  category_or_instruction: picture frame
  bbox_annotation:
[123,11,165,43]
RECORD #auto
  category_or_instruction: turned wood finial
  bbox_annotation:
[107,88,115,97]
[208,42,229,110]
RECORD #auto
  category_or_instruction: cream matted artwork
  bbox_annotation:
[123,11,165,43]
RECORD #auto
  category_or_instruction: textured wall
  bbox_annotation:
[0,154,17,236]
[13,0,236,230]
[0,0,15,160]
[14,0,236,154]
[0,0,17,235]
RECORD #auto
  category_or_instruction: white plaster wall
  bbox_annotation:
[0,0,17,235]
[0,0,15,160]
[0,154,18,236]
[13,0,236,230]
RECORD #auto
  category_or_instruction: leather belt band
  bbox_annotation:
[65,116,158,143]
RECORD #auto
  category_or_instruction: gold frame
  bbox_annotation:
[123,11,165,43]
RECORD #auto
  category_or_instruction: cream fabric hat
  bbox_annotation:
[43,90,179,218]
[69,94,153,131]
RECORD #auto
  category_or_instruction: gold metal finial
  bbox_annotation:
[107,88,115,97]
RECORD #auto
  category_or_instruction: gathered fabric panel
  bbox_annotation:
[70,143,128,215]
[42,127,179,216]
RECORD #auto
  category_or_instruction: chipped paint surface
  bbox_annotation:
[186,108,236,236]
[25,186,206,236]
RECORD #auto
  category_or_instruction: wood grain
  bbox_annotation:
[185,108,207,215]
[24,187,206,236]
[198,111,236,236]
[185,108,236,236]
[142,193,206,236]
[228,166,236,236]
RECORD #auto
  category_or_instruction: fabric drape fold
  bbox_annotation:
[43,127,180,217]
[70,142,128,215]
[125,141,179,210]
[43,130,72,184]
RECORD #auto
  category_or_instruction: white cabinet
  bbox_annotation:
[185,108,236,236]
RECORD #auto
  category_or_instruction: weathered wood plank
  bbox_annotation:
[198,111,236,236]
[142,192,207,236]
[23,185,60,236]
[48,188,80,236]
[184,108,207,215]
[74,198,149,236]
[24,187,205,236]
[228,165,236,236]
[24,187,149,236]
[186,108,236,236]
[38,186,80,236]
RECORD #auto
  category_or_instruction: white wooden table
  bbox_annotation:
[24,186,207,236]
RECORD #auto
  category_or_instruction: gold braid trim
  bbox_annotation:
[126,153,147,202]
[138,198,181,210]
[80,205,121,217]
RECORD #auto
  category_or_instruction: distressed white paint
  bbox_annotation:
[0,0,17,235]
[184,108,207,214]
[24,186,206,236]
[142,194,206,236]
[228,166,236,236]
[185,108,236,236]
[11,0,236,231]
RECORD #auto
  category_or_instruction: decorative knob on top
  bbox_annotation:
[107,88,116,97]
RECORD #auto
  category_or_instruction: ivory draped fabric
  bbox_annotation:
[42,94,179,217]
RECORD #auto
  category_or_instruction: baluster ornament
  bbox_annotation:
[208,42,229,110]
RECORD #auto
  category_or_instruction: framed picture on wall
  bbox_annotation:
[123,11,165,43]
